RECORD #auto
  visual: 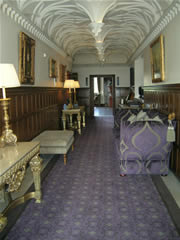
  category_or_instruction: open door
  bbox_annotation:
[90,74,115,117]
[90,75,94,117]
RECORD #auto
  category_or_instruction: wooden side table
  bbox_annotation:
[62,109,81,134]
[0,142,42,232]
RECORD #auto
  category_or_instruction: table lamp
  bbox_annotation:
[0,64,20,147]
[64,79,75,109]
[73,81,80,105]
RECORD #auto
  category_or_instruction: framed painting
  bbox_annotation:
[59,64,66,82]
[150,34,165,83]
[19,32,35,84]
[49,58,57,78]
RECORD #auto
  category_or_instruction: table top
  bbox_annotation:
[0,142,40,177]
[62,109,80,113]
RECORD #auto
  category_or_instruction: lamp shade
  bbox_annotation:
[74,81,80,88]
[64,79,75,89]
[0,64,20,88]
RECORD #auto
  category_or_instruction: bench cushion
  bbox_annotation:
[32,130,74,154]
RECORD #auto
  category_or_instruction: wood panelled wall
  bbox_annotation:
[0,87,67,142]
[77,88,90,116]
[115,87,130,108]
[144,84,180,176]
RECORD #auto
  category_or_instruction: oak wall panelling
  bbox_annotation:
[76,88,90,116]
[144,84,180,176]
[115,87,129,108]
[0,87,67,142]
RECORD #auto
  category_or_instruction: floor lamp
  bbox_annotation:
[0,64,20,147]
[64,79,75,109]
[74,81,80,105]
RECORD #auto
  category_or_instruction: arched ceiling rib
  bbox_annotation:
[2,0,177,64]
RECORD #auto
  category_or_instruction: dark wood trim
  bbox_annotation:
[144,84,180,176]
[0,87,67,142]
[143,84,180,92]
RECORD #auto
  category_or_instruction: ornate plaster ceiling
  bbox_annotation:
[1,0,180,64]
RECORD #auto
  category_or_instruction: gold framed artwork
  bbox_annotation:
[19,32,35,84]
[150,34,165,83]
[49,58,57,78]
[59,64,66,82]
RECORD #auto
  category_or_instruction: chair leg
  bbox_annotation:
[64,154,67,165]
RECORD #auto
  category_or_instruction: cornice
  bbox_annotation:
[72,63,128,68]
[128,0,180,64]
[0,1,67,58]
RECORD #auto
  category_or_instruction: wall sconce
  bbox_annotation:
[73,81,80,105]
[64,79,75,109]
[0,64,20,147]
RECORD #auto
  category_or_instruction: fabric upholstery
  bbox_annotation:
[114,108,175,175]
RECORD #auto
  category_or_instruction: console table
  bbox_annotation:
[62,109,81,134]
[0,142,42,232]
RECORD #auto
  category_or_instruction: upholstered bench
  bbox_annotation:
[32,130,74,165]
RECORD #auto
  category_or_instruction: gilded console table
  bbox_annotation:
[0,142,42,232]
[62,109,81,134]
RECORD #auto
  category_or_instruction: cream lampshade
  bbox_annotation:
[64,79,75,109]
[0,64,20,147]
[73,81,80,105]
[0,64,20,98]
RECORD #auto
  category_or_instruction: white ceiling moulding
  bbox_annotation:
[0,1,67,58]
[129,0,180,64]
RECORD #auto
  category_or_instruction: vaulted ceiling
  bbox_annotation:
[1,0,179,64]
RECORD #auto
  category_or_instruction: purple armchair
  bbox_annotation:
[114,109,175,175]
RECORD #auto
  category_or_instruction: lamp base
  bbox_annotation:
[0,98,17,148]
[0,129,17,147]
[67,103,73,109]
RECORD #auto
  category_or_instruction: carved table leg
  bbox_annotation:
[30,155,42,203]
[62,114,66,130]
[0,184,8,232]
[77,113,81,134]
[69,114,73,128]
[82,112,86,127]
[0,214,7,232]
[0,186,5,203]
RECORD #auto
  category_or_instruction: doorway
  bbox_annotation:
[90,75,115,117]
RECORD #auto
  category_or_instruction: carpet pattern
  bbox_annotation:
[5,117,180,240]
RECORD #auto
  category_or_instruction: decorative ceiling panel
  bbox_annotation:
[1,0,179,64]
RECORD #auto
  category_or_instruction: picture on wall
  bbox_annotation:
[19,32,35,84]
[150,34,165,83]
[49,58,57,78]
[59,64,66,82]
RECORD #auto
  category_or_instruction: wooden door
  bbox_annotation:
[90,75,94,117]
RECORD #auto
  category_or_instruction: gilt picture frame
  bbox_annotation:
[49,58,57,78]
[19,32,35,84]
[150,34,165,83]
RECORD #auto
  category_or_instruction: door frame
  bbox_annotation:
[89,74,116,117]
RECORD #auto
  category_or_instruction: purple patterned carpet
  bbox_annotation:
[5,117,180,240]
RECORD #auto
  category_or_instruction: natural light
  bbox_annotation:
[94,77,99,94]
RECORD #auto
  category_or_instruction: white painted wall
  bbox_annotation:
[72,64,130,88]
[144,12,180,86]
[134,56,144,97]
[0,11,71,87]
